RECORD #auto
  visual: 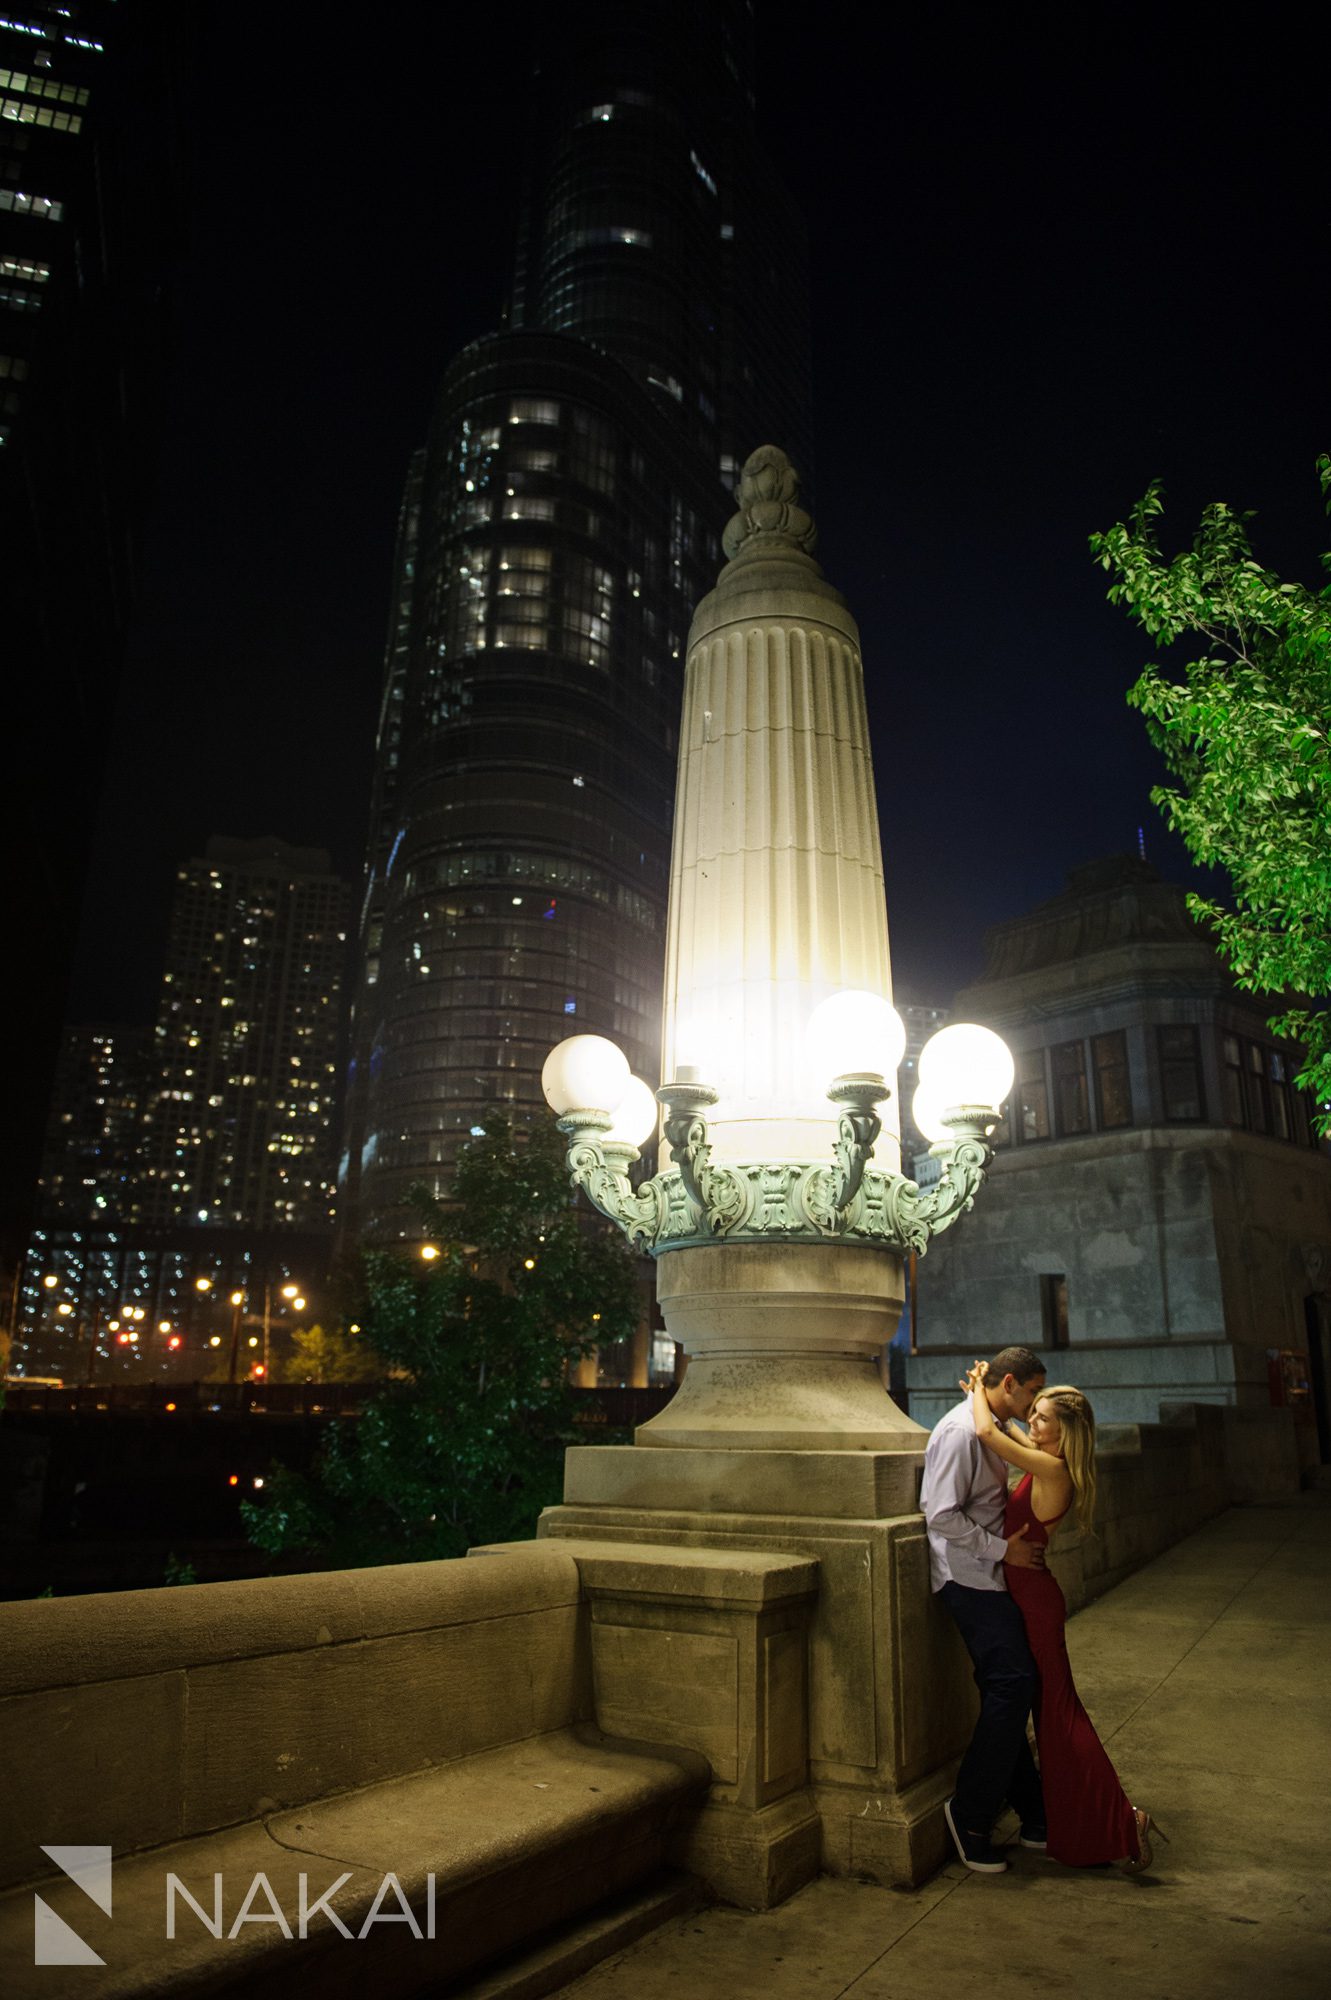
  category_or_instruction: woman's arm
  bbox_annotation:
[964,1363,1072,1485]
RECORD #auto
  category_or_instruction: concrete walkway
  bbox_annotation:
[561,1500,1331,2000]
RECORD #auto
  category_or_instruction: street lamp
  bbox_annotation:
[226,1277,307,1385]
[544,1013,1009,1258]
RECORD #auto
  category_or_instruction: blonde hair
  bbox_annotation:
[1038,1384,1097,1535]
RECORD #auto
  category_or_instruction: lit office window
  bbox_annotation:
[0,256,50,283]
[0,189,64,221]
[508,398,560,425]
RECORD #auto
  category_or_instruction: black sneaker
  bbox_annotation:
[943,1797,1008,1873]
[1018,1823,1048,1850]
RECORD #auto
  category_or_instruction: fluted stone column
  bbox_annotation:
[662,457,897,1169]
[643,447,919,1450]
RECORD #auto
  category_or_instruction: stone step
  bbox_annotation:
[449,1870,703,1999]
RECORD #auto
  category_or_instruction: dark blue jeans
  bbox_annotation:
[939,1580,1044,1836]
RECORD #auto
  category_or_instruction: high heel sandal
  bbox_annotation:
[1118,1806,1170,1874]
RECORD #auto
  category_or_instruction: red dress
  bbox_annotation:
[1003,1473,1139,1866]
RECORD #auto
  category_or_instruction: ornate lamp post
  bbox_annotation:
[542,447,1013,1451]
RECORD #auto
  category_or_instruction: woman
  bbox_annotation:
[963,1362,1164,1872]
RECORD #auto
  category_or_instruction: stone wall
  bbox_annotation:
[1036,1402,1298,1615]
[907,1124,1331,1430]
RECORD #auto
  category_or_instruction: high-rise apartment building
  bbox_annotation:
[134,838,351,1234]
[34,1024,152,1229]
[16,839,350,1380]
[344,0,812,1238]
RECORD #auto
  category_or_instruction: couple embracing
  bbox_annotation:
[920,1344,1164,1875]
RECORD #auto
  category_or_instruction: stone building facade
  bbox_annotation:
[906,858,1331,1470]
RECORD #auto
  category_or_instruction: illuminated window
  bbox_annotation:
[1,97,84,133]
[498,545,551,573]
[0,71,90,106]
[508,398,560,426]
[0,189,64,221]
[0,257,49,284]
[493,623,548,650]
[565,225,652,251]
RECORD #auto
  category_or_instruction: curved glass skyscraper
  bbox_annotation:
[344,1,812,1238]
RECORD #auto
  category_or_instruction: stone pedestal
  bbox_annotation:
[641,1240,920,1451]
[534,1443,976,1901]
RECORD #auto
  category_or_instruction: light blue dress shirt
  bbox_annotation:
[919,1397,1012,1593]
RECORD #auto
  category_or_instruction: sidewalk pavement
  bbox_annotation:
[560,1498,1331,2000]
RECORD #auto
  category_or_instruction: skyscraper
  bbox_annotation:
[344,0,812,1239]
[34,1024,152,1230]
[17,838,350,1379]
[1,0,191,1256]
[134,838,350,1234]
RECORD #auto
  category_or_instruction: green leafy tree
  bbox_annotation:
[1091,457,1331,1129]
[241,1112,641,1568]
[272,1320,384,1385]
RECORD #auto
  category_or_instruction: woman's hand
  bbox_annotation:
[961,1360,994,1438]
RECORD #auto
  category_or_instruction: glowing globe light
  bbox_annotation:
[917,1023,1014,1111]
[541,1034,631,1117]
[605,1074,659,1149]
[804,989,907,1090]
[911,1082,954,1147]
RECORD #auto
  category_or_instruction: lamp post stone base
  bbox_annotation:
[641,1240,925,1451]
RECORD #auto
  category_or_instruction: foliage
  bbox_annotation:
[272,1320,383,1385]
[163,1552,199,1586]
[1090,457,1331,1128]
[241,1111,641,1568]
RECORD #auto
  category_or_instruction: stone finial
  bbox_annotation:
[721,445,817,562]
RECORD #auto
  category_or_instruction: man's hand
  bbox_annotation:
[1005,1523,1045,1569]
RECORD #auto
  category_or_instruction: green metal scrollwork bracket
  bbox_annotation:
[557,1080,999,1261]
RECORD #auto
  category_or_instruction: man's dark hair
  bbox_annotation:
[985,1345,1046,1386]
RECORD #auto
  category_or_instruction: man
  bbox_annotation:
[920,1343,1048,1874]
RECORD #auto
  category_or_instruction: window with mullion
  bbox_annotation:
[1160,1025,1206,1122]
[1053,1040,1091,1137]
[1092,1030,1132,1128]
[1016,1049,1050,1143]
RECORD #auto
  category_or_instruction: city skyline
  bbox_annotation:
[46,8,1327,1112]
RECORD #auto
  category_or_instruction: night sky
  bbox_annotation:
[70,3,1326,1022]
